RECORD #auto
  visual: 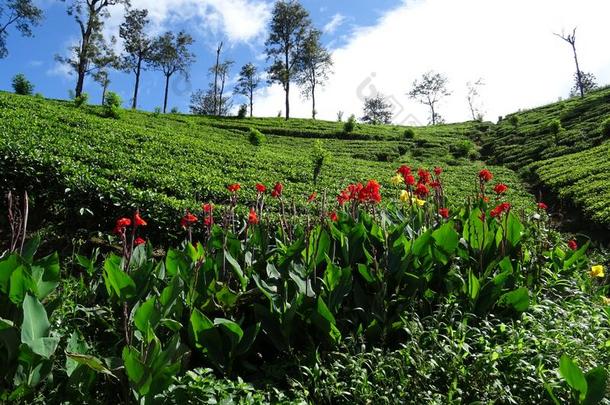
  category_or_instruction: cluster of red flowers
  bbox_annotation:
[438,208,450,219]
[568,240,578,251]
[202,203,214,227]
[479,169,493,183]
[114,211,147,245]
[248,208,258,225]
[227,183,241,193]
[537,202,548,210]
[271,182,283,198]
[494,183,508,195]
[180,211,198,228]
[337,180,382,206]
[490,202,511,218]
[397,165,416,186]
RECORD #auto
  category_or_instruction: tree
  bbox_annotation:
[466,78,485,121]
[58,0,129,98]
[362,94,393,125]
[149,31,195,113]
[11,73,33,95]
[296,28,332,119]
[190,88,231,116]
[92,68,110,104]
[554,28,585,98]
[212,42,222,116]
[0,0,43,59]
[569,71,597,98]
[216,60,234,117]
[408,71,451,125]
[265,0,312,120]
[120,8,152,110]
[234,63,261,117]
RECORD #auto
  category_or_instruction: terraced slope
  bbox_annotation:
[0,92,530,237]
[481,87,610,227]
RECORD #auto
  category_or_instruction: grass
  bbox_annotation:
[0,92,532,240]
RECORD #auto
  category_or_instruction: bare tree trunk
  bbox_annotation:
[213,42,222,116]
[219,72,226,116]
[249,86,253,117]
[132,57,142,109]
[285,48,290,120]
[75,38,90,98]
[311,80,316,119]
[163,74,170,113]
[430,103,436,125]
[571,43,584,98]
[468,97,476,121]
[102,82,108,105]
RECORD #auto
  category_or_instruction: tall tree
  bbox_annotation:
[0,0,43,59]
[92,68,110,104]
[59,0,129,98]
[234,63,260,117]
[296,28,332,119]
[466,78,485,121]
[149,31,195,113]
[190,88,231,116]
[217,60,234,117]
[362,94,393,125]
[554,28,585,98]
[569,71,597,98]
[212,42,223,116]
[120,8,152,110]
[408,71,451,125]
[265,0,312,120]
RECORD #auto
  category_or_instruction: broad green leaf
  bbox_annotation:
[214,318,244,347]
[66,353,117,379]
[563,242,590,270]
[224,250,247,290]
[21,294,58,358]
[66,331,89,377]
[9,266,35,304]
[103,255,135,300]
[357,264,375,283]
[413,229,433,256]
[31,252,60,300]
[122,346,150,394]
[468,271,480,301]
[324,261,342,292]
[505,212,523,248]
[312,297,341,345]
[134,297,160,335]
[498,287,530,312]
[165,249,189,277]
[584,366,607,405]
[432,221,459,254]
[0,254,19,293]
[559,354,588,401]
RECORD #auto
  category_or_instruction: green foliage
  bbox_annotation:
[403,128,415,139]
[102,91,122,119]
[248,127,266,146]
[237,104,248,119]
[74,93,89,108]
[12,74,34,95]
[600,117,610,139]
[312,139,329,184]
[343,114,356,133]
[548,118,563,135]
[450,139,475,159]
[170,107,179,114]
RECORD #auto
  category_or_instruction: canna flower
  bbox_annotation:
[134,237,146,246]
[412,197,426,207]
[337,190,350,206]
[430,180,441,189]
[405,174,416,186]
[434,166,443,176]
[114,217,131,235]
[397,165,411,179]
[203,216,213,227]
[414,183,429,198]
[537,202,548,210]
[255,183,267,193]
[248,208,259,225]
[602,297,610,305]
[493,183,508,195]
[134,212,147,227]
[202,203,214,213]
[180,212,198,228]
[439,208,450,218]
[479,169,493,183]
[271,182,283,198]
[227,183,241,193]
[589,265,605,278]
[328,211,338,222]
[417,168,431,185]
[490,202,511,218]
[359,180,382,204]
[391,174,404,186]
[400,190,410,203]
[307,192,317,203]
[567,240,578,251]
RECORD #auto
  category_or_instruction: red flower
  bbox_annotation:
[180,212,198,228]
[255,183,267,193]
[328,211,338,222]
[203,216,213,227]
[430,181,441,189]
[568,240,578,251]
[134,212,147,227]
[337,190,350,206]
[116,218,132,228]
[494,183,508,195]
[479,169,493,183]
[439,208,449,218]
[227,183,241,193]
[271,182,283,198]
[397,165,411,179]
[359,180,382,204]
[405,174,416,186]
[307,192,317,203]
[418,168,431,184]
[248,208,258,225]
[434,166,443,176]
[134,237,146,246]
[537,202,548,210]
[414,183,429,198]
[490,202,511,218]
[202,203,214,213]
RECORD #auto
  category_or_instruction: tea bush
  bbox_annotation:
[11,74,34,96]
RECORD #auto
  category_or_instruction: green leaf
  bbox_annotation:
[134,297,160,335]
[468,271,480,301]
[432,221,459,254]
[65,331,89,377]
[312,297,341,345]
[31,253,60,300]
[66,353,117,379]
[165,249,189,277]
[584,366,607,405]
[0,254,19,294]
[357,264,375,283]
[214,318,244,347]
[122,346,150,394]
[413,229,433,256]
[505,212,523,248]
[103,255,135,301]
[224,250,247,290]
[498,287,530,312]
[564,242,590,270]
[559,354,588,401]
[9,266,35,304]
[21,294,59,359]
[324,261,342,292]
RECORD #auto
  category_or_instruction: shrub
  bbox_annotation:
[170,107,179,114]
[237,104,248,119]
[312,139,330,184]
[35,92,44,99]
[74,93,89,108]
[508,115,519,127]
[600,117,610,139]
[450,140,475,158]
[548,119,562,135]
[403,128,415,139]
[248,127,266,146]
[103,91,122,119]
[337,111,344,122]
[12,73,34,95]
[343,114,356,133]
[153,107,162,117]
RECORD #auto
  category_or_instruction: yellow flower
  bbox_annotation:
[602,297,610,305]
[391,174,404,186]
[399,191,425,207]
[400,190,410,202]
[589,265,605,278]
[413,197,426,207]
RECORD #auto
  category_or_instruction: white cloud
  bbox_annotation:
[324,13,346,34]
[255,0,610,124]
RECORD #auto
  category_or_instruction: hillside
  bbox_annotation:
[481,87,610,228]
[0,92,532,238]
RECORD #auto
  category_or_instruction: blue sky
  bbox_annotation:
[0,0,402,113]
[2,0,610,123]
